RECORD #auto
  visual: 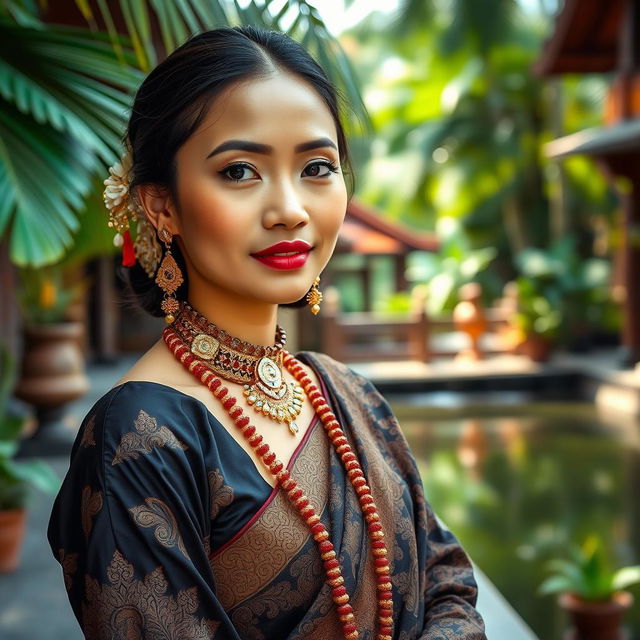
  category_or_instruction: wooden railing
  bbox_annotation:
[320,288,511,363]
[321,288,429,362]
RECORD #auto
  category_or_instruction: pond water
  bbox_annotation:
[393,394,640,640]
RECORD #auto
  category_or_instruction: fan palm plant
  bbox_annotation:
[0,16,141,266]
[0,0,365,268]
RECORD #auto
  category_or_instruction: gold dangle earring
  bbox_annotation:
[306,276,323,315]
[155,229,183,323]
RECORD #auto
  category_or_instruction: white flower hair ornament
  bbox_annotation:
[103,150,162,277]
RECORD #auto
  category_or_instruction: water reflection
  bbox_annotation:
[395,402,640,640]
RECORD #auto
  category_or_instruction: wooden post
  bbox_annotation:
[394,253,408,292]
[599,157,640,365]
[362,257,372,311]
[91,256,118,362]
[410,286,430,362]
[597,0,640,365]
[321,287,344,360]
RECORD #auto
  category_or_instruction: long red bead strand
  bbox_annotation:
[283,352,394,640]
[163,327,393,640]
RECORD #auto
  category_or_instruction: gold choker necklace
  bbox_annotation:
[173,303,304,434]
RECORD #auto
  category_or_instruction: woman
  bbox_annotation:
[48,26,486,640]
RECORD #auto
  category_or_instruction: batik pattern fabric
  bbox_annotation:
[48,351,486,639]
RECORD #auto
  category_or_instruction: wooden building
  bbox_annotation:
[536,0,640,364]
[329,200,438,311]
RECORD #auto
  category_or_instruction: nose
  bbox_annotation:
[262,177,309,229]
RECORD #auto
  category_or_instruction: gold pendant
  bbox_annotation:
[243,377,304,434]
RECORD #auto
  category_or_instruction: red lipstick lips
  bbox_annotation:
[251,240,312,271]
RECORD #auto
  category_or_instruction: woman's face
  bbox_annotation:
[171,71,347,309]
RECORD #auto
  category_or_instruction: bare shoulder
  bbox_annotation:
[115,339,196,392]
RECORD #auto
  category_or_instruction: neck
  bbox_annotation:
[186,288,279,347]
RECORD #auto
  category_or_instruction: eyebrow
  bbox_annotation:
[207,137,337,158]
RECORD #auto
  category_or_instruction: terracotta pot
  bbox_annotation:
[560,591,633,640]
[519,334,552,362]
[0,508,27,573]
[15,322,89,411]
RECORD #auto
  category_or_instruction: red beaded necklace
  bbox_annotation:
[163,324,394,640]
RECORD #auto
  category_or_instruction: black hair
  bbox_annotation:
[123,26,351,316]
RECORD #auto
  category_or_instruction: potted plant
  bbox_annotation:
[15,264,89,437]
[0,347,60,572]
[511,238,612,361]
[538,536,640,640]
[510,276,562,362]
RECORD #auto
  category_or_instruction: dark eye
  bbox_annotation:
[220,163,258,182]
[303,161,338,178]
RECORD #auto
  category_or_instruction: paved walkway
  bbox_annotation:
[0,355,538,639]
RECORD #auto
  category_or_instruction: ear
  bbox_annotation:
[136,184,180,236]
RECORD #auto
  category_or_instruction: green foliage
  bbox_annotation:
[514,237,612,343]
[17,263,87,324]
[0,20,141,266]
[539,536,640,601]
[0,346,60,510]
[349,0,617,341]
[377,290,412,313]
[513,277,561,339]
[405,217,497,315]
[355,1,557,235]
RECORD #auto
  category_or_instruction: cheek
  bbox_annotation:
[177,189,240,247]
[317,186,348,240]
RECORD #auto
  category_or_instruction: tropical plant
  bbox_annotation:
[0,15,141,266]
[405,217,497,316]
[512,276,562,341]
[0,346,59,510]
[350,0,616,340]
[355,0,550,237]
[514,236,613,345]
[0,0,366,268]
[17,263,87,324]
[539,536,640,602]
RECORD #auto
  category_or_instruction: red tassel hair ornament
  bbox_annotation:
[121,229,136,266]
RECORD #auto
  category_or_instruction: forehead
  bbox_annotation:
[185,72,339,151]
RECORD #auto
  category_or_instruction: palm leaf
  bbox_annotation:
[0,0,42,27]
[393,0,434,36]
[0,21,140,159]
[0,103,100,266]
[60,179,118,267]
[80,0,368,127]
[0,21,141,265]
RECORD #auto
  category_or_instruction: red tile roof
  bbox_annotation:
[340,200,438,255]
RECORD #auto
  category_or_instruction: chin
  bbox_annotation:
[275,289,308,305]
[258,287,309,307]
[249,273,318,307]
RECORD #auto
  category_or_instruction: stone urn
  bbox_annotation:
[453,282,488,360]
[560,592,633,640]
[15,322,89,435]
